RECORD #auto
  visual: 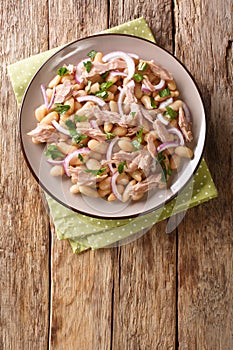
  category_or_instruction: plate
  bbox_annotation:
[19,34,206,219]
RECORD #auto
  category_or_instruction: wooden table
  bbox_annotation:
[1,1,232,349]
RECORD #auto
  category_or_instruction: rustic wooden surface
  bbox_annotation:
[0,1,232,349]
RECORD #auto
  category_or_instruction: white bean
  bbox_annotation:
[118,139,134,152]
[79,186,99,198]
[86,158,101,170]
[50,165,64,176]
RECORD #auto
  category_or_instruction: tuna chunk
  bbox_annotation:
[27,124,62,143]
[54,80,73,104]
[130,173,165,195]
[178,106,193,142]
[81,59,127,78]
[153,119,174,143]
[148,60,173,80]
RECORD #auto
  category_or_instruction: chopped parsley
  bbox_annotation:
[130,111,136,118]
[132,128,143,151]
[157,152,168,182]
[165,106,178,119]
[83,60,92,73]
[106,132,115,140]
[137,61,148,71]
[101,71,109,79]
[84,168,107,176]
[45,145,64,160]
[53,103,70,114]
[150,97,158,109]
[133,73,144,82]
[87,49,97,60]
[158,88,170,97]
[86,80,92,92]
[100,81,114,91]
[57,67,69,76]
[74,115,88,122]
[78,154,84,163]
[65,119,87,144]
[118,161,127,174]
[95,90,108,99]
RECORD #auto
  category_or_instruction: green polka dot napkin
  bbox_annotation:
[8,17,218,253]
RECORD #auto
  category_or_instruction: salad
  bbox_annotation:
[28,49,194,202]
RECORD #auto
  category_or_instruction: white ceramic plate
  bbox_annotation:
[19,34,206,219]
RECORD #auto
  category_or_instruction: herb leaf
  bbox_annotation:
[165,106,178,119]
[137,61,148,71]
[65,119,87,144]
[101,71,109,79]
[83,60,92,73]
[57,67,69,76]
[45,145,64,160]
[106,132,116,140]
[54,103,70,114]
[84,168,107,176]
[87,50,97,60]
[100,81,114,91]
[118,161,126,174]
[133,73,144,82]
[74,115,88,122]
[150,97,158,109]
[132,128,144,151]
[157,152,167,182]
[158,88,170,97]
[86,80,92,92]
[95,90,108,99]
[78,154,84,163]
[131,111,136,118]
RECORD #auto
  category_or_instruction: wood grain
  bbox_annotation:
[174,0,233,348]
[1,0,233,349]
[0,1,50,349]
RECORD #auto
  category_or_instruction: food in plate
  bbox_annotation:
[27,49,194,203]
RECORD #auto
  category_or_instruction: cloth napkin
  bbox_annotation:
[8,17,218,253]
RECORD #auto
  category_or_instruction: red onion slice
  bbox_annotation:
[110,71,128,77]
[157,141,178,153]
[153,79,165,90]
[117,87,126,118]
[76,95,106,107]
[47,159,64,165]
[90,119,102,132]
[168,127,185,146]
[111,171,122,201]
[106,137,119,173]
[47,87,56,109]
[102,51,135,80]
[75,58,89,84]
[182,102,192,123]
[64,148,90,176]
[157,113,169,125]
[141,84,151,93]
[51,120,71,136]
[41,84,49,108]
[159,97,173,109]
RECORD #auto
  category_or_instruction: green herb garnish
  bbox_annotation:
[106,132,116,140]
[78,154,84,163]
[45,145,64,160]
[87,49,97,60]
[150,97,158,109]
[86,80,92,92]
[74,115,88,122]
[165,106,178,119]
[137,61,148,71]
[131,111,136,118]
[118,161,127,174]
[83,60,92,73]
[132,128,143,151]
[54,103,70,114]
[101,71,109,79]
[133,73,144,82]
[100,81,114,91]
[65,119,87,144]
[84,168,107,176]
[157,152,167,182]
[57,67,69,76]
[95,90,109,99]
[158,88,170,97]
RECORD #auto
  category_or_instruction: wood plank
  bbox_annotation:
[47,2,114,349]
[174,0,233,348]
[0,1,50,349]
[109,3,177,349]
